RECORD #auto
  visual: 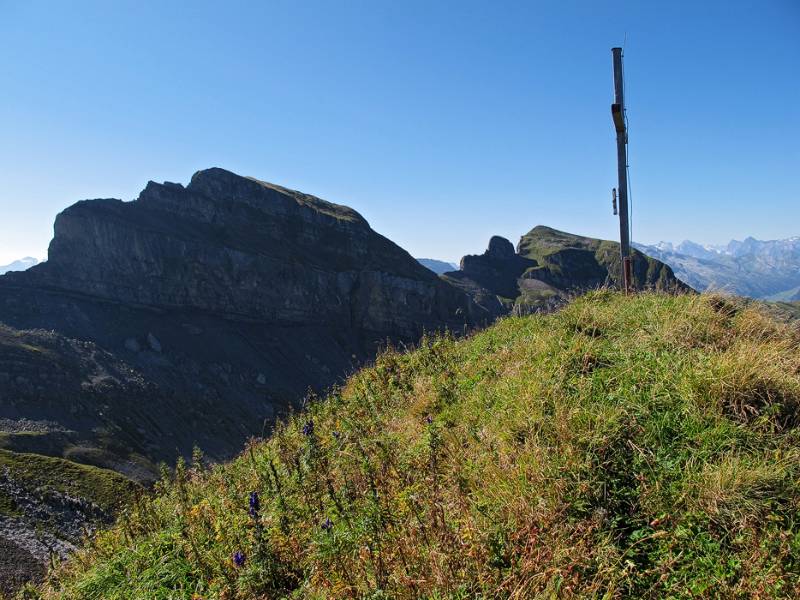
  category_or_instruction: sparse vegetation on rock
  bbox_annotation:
[0,450,138,596]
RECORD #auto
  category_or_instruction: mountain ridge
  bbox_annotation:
[635,236,800,299]
[415,258,458,274]
[445,226,688,316]
[0,257,39,275]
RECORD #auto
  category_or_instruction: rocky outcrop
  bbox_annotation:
[442,236,534,317]
[0,168,485,476]
[0,443,137,595]
[444,226,689,315]
[458,236,535,299]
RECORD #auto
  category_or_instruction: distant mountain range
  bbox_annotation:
[416,258,457,274]
[634,237,800,300]
[0,257,38,275]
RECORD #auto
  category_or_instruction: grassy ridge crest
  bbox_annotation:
[32,292,800,599]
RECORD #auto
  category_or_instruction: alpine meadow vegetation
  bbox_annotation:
[29,292,800,599]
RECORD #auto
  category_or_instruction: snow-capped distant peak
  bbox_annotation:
[0,257,40,275]
[634,235,800,300]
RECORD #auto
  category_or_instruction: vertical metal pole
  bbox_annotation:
[611,47,631,293]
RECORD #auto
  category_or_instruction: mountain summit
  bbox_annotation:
[445,226,687,315]
[17,168,477,333]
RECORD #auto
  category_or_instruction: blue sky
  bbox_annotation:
[0,0,797,265]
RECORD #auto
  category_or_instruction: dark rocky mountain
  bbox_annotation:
[416,258,457,275]
[634,236,800,299]
[0,257,38,275]
[444,226,687,316]
[0,168,484,476]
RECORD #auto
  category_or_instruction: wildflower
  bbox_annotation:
[332,431,341,440]
[232,550,246,567]
[425,415,433,424]
[321,517,333,531]
[249,491,260,518]
[302,420,314,436]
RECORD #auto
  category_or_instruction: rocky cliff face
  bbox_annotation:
[13,169,474,340]
[444,226,689,315]
[0,168,483,478]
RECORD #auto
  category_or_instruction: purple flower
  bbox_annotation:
[248,491,260,518]
[321,517,333,531]
[332,431,341,440]
[302,420,314,436]
[232,550,245,567]
[425,415,433,425]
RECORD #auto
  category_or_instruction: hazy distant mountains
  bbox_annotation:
[0,257,38,275]
[416,258,457,274]
[634,237,800,300]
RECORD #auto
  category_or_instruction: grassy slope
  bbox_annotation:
[33,293,800,599]
[513,227,685,310]
[0,449,138,517]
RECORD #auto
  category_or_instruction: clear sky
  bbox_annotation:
[0,0,797,265]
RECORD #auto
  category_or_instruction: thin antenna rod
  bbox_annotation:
[611,47,632,293]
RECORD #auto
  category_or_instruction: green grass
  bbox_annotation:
[32,292,800,599]
[0,449,139,515]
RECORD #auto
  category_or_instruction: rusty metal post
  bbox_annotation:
[611,47,631,293]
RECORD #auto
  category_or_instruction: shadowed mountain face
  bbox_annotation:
[0,168,484,478]
[444,226,688,315]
